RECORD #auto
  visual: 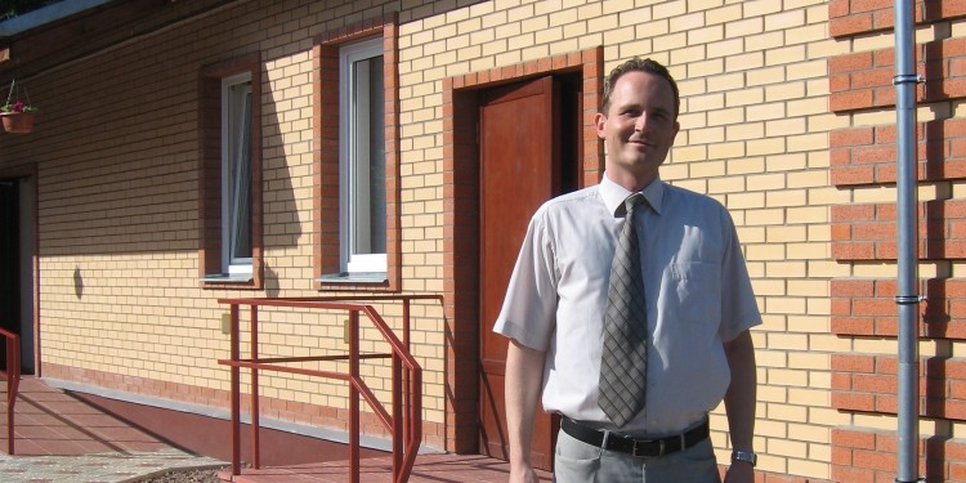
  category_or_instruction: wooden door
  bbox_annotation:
[478,76,561,470]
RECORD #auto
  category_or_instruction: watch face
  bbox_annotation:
[732,451,757,466]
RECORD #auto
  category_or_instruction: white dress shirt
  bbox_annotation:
[493,174,761,436]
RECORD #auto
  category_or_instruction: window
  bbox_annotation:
[222,73,253,276]
[340,38,386,275]
[315,19,399,290]
[199,54,262,288]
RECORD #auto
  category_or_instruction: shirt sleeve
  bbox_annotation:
[492,209,559,351]
[718,207,762,342]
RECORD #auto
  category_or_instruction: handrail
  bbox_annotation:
[217,294,439,483]
[0,328,20,455]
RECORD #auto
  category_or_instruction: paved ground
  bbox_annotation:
[0,378,225,482]
[1,377,552,482]
[0,448,223,482]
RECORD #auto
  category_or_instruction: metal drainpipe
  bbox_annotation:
[892,1,922,482]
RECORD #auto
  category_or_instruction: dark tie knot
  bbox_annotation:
[618,193,646,218]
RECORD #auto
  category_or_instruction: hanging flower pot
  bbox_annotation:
[1,80,38,135]
[0,111,35,134]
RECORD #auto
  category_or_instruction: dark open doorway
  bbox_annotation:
[0,176,36,374]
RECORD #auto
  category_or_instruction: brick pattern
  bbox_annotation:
[829,37,966,112]
[830,118,966,186]
[0,0,929,480]
[831,353,966,419]
[831,427,966,482]
[828,1,966,480]
[831,200,966,261]
[832,278,966,339]
[829,0,966,38]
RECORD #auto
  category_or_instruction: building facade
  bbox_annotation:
[0,0,964,481]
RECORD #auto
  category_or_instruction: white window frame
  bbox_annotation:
[221,72,253,277]
[339,38,387,274]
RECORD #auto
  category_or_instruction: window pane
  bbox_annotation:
[339,37,387,274]
[230,87,252,261]
[352,56,386,254]
[350,54,385,256]
[223,78,252,271]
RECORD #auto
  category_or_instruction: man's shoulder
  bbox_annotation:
[535,184,600,216]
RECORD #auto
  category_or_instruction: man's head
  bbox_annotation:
[600,58,680,120]
[596,58,680,190]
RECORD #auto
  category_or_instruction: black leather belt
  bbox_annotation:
[561,416,709,458]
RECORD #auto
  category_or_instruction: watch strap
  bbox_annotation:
[732,450,757,467]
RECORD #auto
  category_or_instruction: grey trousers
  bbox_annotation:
[553,427,722,483]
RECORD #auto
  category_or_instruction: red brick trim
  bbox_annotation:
[832,278,966,339]
[197,53,264,290]
[831,200,966,261]
[832,427,966,482]
[42,361,446,448]
[829,0,966,38]
[312,14,401,292]
[828,38,966,112]
[832,354,966,420]
[830,118,966,186]
[441,47,603,453]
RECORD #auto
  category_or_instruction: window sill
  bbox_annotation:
[318,272,388,285]
[202,274,255,287]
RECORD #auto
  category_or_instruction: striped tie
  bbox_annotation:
[598,193,648,428]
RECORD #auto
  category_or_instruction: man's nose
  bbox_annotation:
[634,114,647,132]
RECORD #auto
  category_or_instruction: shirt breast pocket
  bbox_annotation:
[665,262,720,326]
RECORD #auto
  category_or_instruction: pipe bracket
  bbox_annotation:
[893,295,925,305]
[892,74,924,85]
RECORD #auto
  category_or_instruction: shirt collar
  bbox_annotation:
[599,172,665,217]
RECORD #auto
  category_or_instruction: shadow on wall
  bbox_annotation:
[73,266,83,299]
[20,0,493,262]
[264,264,279,299]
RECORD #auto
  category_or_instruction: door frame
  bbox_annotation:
[440,48,604,454]
[0,163,40,376]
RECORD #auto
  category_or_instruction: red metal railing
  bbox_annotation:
[217,295,437,483]
[0,328,20,455]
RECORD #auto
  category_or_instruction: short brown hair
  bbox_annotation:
[600,57,680,119]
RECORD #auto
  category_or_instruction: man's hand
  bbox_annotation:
[724,461,754,483]
[509,462,540,483]
[506,341,546,483]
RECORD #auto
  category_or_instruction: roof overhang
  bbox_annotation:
[0,0,235,84]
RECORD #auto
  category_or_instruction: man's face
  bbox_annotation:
[595,71,679,184]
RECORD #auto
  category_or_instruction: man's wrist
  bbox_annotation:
[731,450,757,467]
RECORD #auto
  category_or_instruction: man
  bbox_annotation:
[494,58,760,483]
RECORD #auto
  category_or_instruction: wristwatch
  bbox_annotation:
[732,450,757,467]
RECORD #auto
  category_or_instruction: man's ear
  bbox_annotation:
[594,112,607,139]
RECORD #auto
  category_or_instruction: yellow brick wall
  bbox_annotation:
[0,0,867,478]
[397,0,841,478]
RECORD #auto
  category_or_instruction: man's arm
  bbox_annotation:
[723,329,757,482]
[505,339,547,483]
